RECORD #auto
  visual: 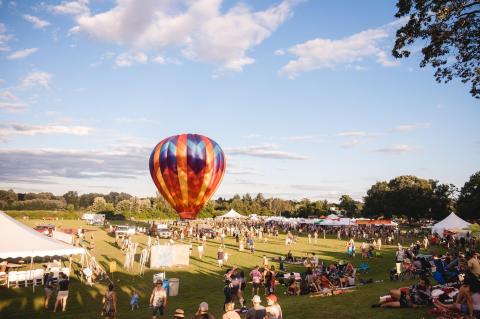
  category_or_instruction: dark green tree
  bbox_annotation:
[63,191,79,209]
[363,181,391,218]
[393,0,480,98]
[457,171,480,220]
[338,194,361,217]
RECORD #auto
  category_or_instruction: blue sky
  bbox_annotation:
[0,0,478,202]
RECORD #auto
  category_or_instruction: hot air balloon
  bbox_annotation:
[149,134,226,219]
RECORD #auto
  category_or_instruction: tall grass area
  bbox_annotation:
[0,219,437,319]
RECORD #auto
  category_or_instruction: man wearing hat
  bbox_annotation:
[192,302,215,319]
[245,295,266,319]
[150,280,167,319]
[174,309,185,319]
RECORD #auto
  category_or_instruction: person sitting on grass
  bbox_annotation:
[433,271,480,318]
[320,272,335,291]
[372,277,431,309]
[286,273,298,296]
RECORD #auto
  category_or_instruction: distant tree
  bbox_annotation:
[63,191,79,209]
[90,197,108,212]
[393,0,480,98]
[338,195,361,217]
[0,189,17,205]
[457,171,480,220]
[79,193,103,208]
[116,199,132,213]
[429,181,457,219]
[363,181,391,218]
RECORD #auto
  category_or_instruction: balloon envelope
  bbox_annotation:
[149,134,226,219]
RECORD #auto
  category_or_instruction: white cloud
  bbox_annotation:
[274,49,285,56]
[21,71,52,88]
[0,102,28,112]
[227,143,310,160]
[283,135,314,141]
[10,124,93,135]
[0,123,94,141]
[115,52,148,67]
[7,48,38,60]
[22,14,50,28]
[388,123,431,133]
[279,20,403,78]
[0,23,13,51]
[0,90,16,100]
[376,50,399,67]
[114,117,157,124]
[50,0,90,16]
[373,144,415,154]
[336,131,371,137]
[0,146,147,182]
[70,0,298,72]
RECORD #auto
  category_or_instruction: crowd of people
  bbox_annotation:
[14,217,478,318]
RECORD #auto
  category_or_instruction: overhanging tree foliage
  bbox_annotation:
[393,0,480,98]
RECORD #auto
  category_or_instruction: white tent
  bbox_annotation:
[216,209,245,219]
[431,212,471,237]
[0,211,84,259]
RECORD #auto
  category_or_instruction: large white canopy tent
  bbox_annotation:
[0,211,84,259]
[431,212,471,238]
[216,209,245,219]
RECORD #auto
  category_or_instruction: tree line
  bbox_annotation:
[0,171,478,221]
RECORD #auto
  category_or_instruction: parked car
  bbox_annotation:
[149,224,171,238]
[115,225,135,237]
[34,224,55,236]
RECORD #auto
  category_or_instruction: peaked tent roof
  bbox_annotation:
[0,211,85,259]
[431,212,470,236]
[217,209,245,219]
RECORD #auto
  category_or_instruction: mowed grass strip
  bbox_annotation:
[0,220,433,319]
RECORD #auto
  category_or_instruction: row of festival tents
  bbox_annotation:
[215,209,398,227]
[216,210,473,238]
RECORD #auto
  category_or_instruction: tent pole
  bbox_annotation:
[30,256,34,293]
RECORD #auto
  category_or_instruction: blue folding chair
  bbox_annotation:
[358,262,370,273]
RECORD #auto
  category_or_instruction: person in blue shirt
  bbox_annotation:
[130,290,139,310]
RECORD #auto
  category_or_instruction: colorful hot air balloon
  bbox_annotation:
[149,134,226,219]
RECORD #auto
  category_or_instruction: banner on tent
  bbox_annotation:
[150,245,189,268]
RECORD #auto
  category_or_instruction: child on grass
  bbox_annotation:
[130,290,139,310]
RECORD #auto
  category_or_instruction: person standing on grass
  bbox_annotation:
[265,295,282,319]
[53,272,69,312]
[218,247,225,268]
[43,271,55,309]
[223,302,241,319]
[102,283,117,318]
[150,280,167,319]
[245,295,266,319]
[192,302,215,319]
[250,266,262,296]
[198,243,204,260]
[314,230,318,244]
[308,232,312,244]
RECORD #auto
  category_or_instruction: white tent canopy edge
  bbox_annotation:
[0,211,84,259]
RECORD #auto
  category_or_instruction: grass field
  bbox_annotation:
[0,219,436,319]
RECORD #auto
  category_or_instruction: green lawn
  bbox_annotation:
[0,220,436,319]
